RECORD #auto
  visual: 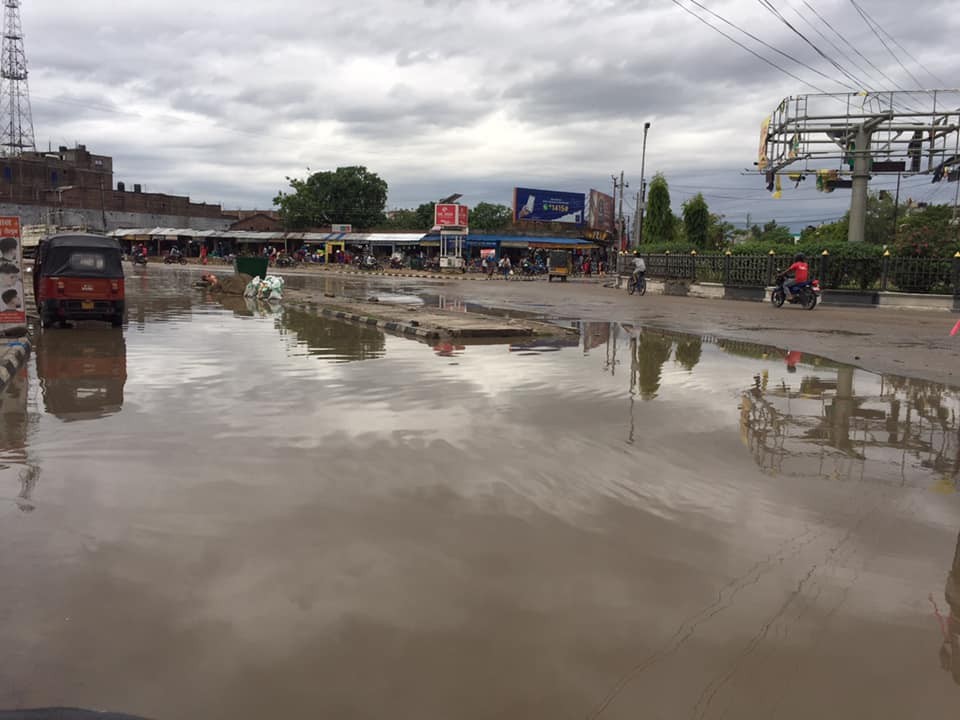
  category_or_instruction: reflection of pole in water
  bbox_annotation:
[830,365,855,453]
[16,465,39,512]
[610,323,618,377]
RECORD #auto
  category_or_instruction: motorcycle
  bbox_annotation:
[164,252,187,265]
[130,251,147,267]
[390,257,404,270]
[771,275,820,310]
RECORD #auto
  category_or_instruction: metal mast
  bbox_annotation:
[0,0,35,156]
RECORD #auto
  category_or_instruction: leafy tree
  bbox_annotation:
[708,214,735,248]
[383,209,423,231]
[749,220,794,244]
[644,173,674,244]
[469,202,512,231]
[274,166,388,229]
[894,203,957,257]
[682,193,710,249]
[415,202,436,229]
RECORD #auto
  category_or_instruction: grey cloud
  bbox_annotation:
[11,0,958,214]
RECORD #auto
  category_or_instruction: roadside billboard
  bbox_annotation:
[0,216,25,333]
[513,188,585,224]
[435,204,469,227]
[587,189,615,232]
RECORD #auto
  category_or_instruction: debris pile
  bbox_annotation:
[244,275,285,302]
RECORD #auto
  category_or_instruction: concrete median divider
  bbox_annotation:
[615,274,954,311]
[0,338,30,392]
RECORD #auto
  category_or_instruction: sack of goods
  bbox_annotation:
[243,275,285,301]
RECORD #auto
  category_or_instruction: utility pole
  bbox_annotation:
[633,190,641,245]
[636,122,651,248]
[891,171,901,244]
[615,171,628,251]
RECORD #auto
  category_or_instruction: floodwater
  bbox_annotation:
[1,270,959,719]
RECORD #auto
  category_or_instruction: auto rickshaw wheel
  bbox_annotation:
[40,313,56,329]
[110,315,123,328]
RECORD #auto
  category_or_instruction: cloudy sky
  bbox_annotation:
[19,0,960,227]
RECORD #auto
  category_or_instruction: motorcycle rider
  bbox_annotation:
[631,250,646,287]
[782,252,809,301]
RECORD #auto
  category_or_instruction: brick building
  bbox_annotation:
[1,144,225,220]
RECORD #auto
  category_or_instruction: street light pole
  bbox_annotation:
[636,122,651,248]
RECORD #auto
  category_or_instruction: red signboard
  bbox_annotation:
[435,203,469,228]
[0,216,24,328]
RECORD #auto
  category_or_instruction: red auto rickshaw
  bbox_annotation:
[34,233,125,328]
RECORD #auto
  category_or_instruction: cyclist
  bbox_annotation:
[631,251,646,289]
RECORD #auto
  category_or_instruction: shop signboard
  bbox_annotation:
[0,216,25,333]
[513,188,585,224]
[435,204,469,228]
[587,189,615,232]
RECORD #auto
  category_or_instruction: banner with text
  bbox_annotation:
[435,204,469,228]
[587,189,615,232]
[513,188,585,225]
[0,216,25,332]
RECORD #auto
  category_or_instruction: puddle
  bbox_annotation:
[1,271,958,719]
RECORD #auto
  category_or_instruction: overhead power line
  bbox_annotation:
[849,2,948,87]
[801,0,907,93]
[756,0,871,92]
[668,0,832,95]
[679,0,849,90]
[789,2,888,91]
[847,0,929,92]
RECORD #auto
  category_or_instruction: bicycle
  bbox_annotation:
[627,273,647,296]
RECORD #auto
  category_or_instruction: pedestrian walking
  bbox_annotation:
[200,245,208,265]
[499,255,512,280]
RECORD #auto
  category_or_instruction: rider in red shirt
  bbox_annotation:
[783,253,809,299]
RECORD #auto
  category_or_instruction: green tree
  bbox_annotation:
[274,166,388,229]
[469,202,512,231]
[750,220,794,244]
[383,209,423,231]
[895,203,957,257]
[709,214,735,248]
[415,202,436,229]
[682,193,710,249]
[645,173,674,244]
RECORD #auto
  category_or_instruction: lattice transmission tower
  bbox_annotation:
[758,90,960,242]
[0,0,35,156]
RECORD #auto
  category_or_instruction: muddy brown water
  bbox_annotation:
[1,270,959,719]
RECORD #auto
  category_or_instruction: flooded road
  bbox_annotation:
[1,269,959,719]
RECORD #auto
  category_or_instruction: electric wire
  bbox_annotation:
[668,0,833,95]
[801,0,908,93]
[856,6,948,88]
[848,0,931,94]
[788,2,890,92]
[755,0,869,92]
[678,0,851,90]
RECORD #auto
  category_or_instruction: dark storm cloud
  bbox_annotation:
[12,0,959,212]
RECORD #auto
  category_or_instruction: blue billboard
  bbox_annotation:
[513,188,586,225]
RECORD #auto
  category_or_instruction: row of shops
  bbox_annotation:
[106,228,610,263]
